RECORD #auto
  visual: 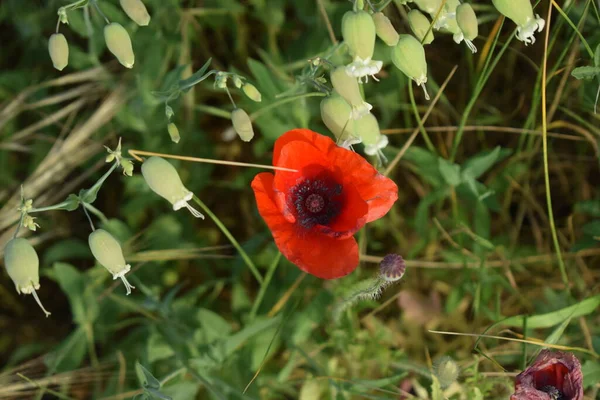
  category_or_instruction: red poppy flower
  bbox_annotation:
[251,129,398,279]
[510,350,583,400]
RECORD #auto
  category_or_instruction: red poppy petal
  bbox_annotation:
[314,180,368,239]
[251,172,294,239]
[273,128,335,166]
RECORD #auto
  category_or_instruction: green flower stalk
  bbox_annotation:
[330,66,372,119]
[492,0,545,45]
[4,238,51,317]
[391,35,430,100]
[88,229,135,295]
[408,10,434,45]
[342,10,382,82]
[141,157,204,218]
[372,12,399,47]
[48,33,69,71]
[120,0,150,26]
[231,108,255,142]
[455,3,478,53]
[104,23,135,68]
[355,112,388,156]
[320,92,361,147]
[242,83,262,102]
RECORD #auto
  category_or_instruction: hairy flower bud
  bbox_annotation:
[408,10,434,45]
[379,254,406,282]
[342,10,382,81]
[355,112,388,156]
[391,35,430,100]
[120,0,150,26]
[48,33,69,71]
[372,12,399,46]
[141,156,204,218]
[242,83,262,102]
[320,92,361,147]
[492,0,545,45]
[330,66,372,119]
[434,356,460,388]
[4,238,51,317]
[167,122,180,143]
[456,3,478,53]
[88,229,135,295]
[231,108,254,142]
[104,23,135,68]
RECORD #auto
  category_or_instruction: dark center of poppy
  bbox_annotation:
[539,385,564,400]
[288,172,343,229]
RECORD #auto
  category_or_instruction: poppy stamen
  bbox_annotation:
[539,386,564,400]
[305,193,325,213]
[290,176,343,229]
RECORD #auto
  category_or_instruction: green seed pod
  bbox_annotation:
[104,23,135,68]
[119,0,150,26]
[456,3,478,53]
[48,33,69,71]
[413,0,442,14]
[242,83,262,102]
[141,156,204,218]
[492,0,545,45]
[4,238,50,317]
[391,35,430,100]
[408,10,434,45]
[88,229,135,295]
[434,356,460,388]
[330,66,372,119]
[342,10,376,61]
[372,12,399,47]
[231,108,254,142]
[320,92,360,147]
[167,122,180,144]
[355,113,388,156]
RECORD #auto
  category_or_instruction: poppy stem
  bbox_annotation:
[191,196,264,284]
[249,252,282,321]
[128,149,299,173]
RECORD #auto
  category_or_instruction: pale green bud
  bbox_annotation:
[167,122,180,143]
[242,83,262,102]
[231,108,254,142]
[104,23,135,68]
[434,356,460,388]
[372,12,399,47]
[320,92,360,147]
[355,112,388,156]
[492,0,545,45]
[4,238,50,317]
[165,104,174,119]
[141,156,204,218]
[391,35,429,100]
[48,33,69,71]
[121,159,134,176]
[215,72,228,89]
[408,10,434,45]
[88,229,135,295]
[120,0,151,26]
[23,215,40,232]
[342,10,382,81]
[330,66,372,119]
[232,75,243,88]
[413,0,442,14]
[456,3,478,53]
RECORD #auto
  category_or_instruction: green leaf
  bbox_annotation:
[430,375,443,400]
[178,58,213,92]
[582,220,600,236]
[461,146,505,180]
[571,66,600,80]
[403,147,443,186]
[594,43,600,68]
[582,360,600,389]
[437,158,461,186]
[196,308,233,343]
[135,361,161,390]
[53,263,98,324]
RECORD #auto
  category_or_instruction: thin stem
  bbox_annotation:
[249,252,282,321]
[224,86,237,108]
[13,213,25,239]
[17,374,74,400]
[377,0,394,12]
[55,18,61,33]
[82,204,96,231]
[540,5,570,291]
[317,0,338,45]
[91,0,110,24]
[84,202,109,224]
[251,92,326,120]
[192,196,263,284]
[550,0,594,58]
[128,149,298,172]
[29,201,72,213]
[85,162,118,199]
[408,81,436,153]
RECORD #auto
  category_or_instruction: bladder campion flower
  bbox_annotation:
[510,350,583,400]
[330,66,372,119]
[231,108,255,142]
[141,156,204,218]
[408,10,434,45]
[354,112,388,157]
[492,0,545,45]
[4,238,51,317]
[413,0,443,14]
[48,33,69,71]
[88,229,135,295]
[372,12,399,46]
[251,129,398,279]
[120,0,151,26]
[167,122,180,143]
[342,10,382,82]
[320,92,361,148]
[391,35,430,100]
[242,83,262,102]
[104,23,135,68]
[455,3,478,53]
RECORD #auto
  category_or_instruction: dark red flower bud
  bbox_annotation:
[510,350,583,400]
